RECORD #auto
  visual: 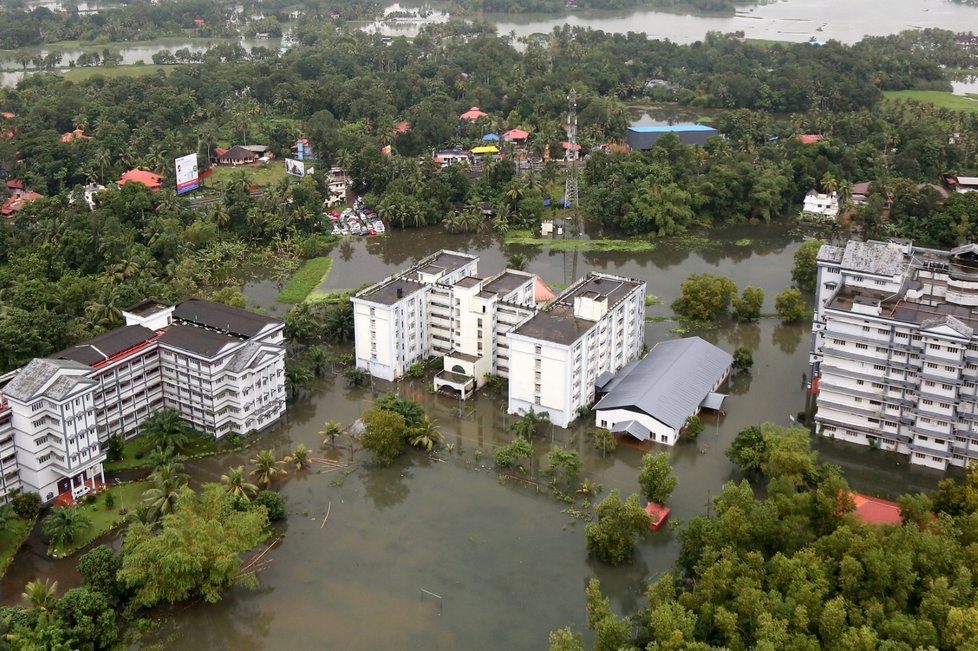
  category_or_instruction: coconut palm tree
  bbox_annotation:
[42,507,92,549]
[507,253,528,271]
[21,579,58,612]
[142,409,191,456]
[320,421,344,448]
[409,418,444,452]
[250,449,287,488]
[285,364,314,399]
[344,367,371,388]
[221,465,259,501]
[142,464,189,521]
[284,444,311,471]
[322,304,354,344]
[306,346,331,378]
[512,408,550,439]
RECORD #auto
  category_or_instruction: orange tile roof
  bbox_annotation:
[850,492,903,525]
[118,168,163,190]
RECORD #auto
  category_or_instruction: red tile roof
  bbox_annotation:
[1,190,44,216]
[0,112,14,119]
[393,121,410,134]
[798,134,824,145]
[503,128,528,140]
[460,106,487,121]
[118,168,163,190]
[850,492,903,526]
[213,146,229,157]
[645,502,671,531]
[5,179,24,191]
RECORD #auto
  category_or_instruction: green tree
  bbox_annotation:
[284,444,312,470]
[360,407,409,467]
[494,436,534,468]
[320,421,344,448]
[584,579,632,651]
[344,367,371,388]
[252,490,287,522]
[672,273,738,322]
[679,414,705,441]
[105,434,124,462]
[249,450,287,488]
[76,546,123,600]
[585,491,650,566]
[375,393,426,428]
[548,627,584,651]
[42,507,92,549]
[21,579,59,612]
[732,347,753,373]
[142,409,190,456]
[142,463,190,521]
[587,428,617,457]
[791,239,825,294]
[507,253,528,271]
[119,486,269,608]
[511,408,550,439]
[12,492,41,519]
[726,425,766,475]
[546,446,582,484]
[52,586,118,651]
[760,424,816,482]
[220,465,259,501]
[638,452,678,504]
[775,286,808,323]
[210,286,248,308]
[732,286,764,321]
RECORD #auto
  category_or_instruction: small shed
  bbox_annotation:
[646,502,670,531]
[594,337,732,446]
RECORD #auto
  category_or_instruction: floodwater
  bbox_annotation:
[0,224,947,647]
[0,37,273,87]
[367,0,978,44]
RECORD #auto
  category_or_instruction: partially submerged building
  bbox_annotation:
[810,239,978,471]
[625,124,718,150]
[593,336,731,445]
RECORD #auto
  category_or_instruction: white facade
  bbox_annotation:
[0,298,286,503]
[595,408,675,445]
[811,240,978,471]
[803,190,839,219]
[507,273,646,427]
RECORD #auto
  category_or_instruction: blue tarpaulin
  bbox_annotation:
[482,133,500,141]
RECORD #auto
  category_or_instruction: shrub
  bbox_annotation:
[253,490,287,521]
[494,437,533,468]
[12,492,41,519]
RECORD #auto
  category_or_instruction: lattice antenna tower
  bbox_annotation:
[564,88,579,215]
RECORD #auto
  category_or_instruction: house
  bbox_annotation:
[503,128,528,143]
[0,298,286,504]
[217,145,272,166]
[626,124,718,150]
[508,273,646,427]
[434,148,471,167]
[593,337,731,445]
[802,190,839,219]
[0,111,13,139]
[393,121,410,135]
[117,169,163,191]
[1,185,44,217]
[292,138,315,161]
[849,492,903,526]
[952,176,978,194]
[810,240,978,471]
[798,134,824,145]
[459,106,488,121]
[60,129,91,143]
[955,34,978,49]
[325,167,350,207]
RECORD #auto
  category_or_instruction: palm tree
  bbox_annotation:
[250,449,287,488]
[285,364,314,399]
[507,253,528,271]
[512,408,550,439]
[284,444,311,470]
[409,418,444,452]
[142,409,191,455]
[306,346,331,378]
[320,421,344,448]
[820,171,838,195]
[145,446,184,474]
[220,465,259,501]
[322,304,354,344]
[42,507,92,549]
[21,579,58,612]
[344,367,371,388]
[142,464,189,521]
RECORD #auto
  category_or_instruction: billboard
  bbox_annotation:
[174,153,199,194]
[286,158,306,178]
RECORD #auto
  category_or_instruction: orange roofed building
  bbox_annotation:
[117,169,163,191]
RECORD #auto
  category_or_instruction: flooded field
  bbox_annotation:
[0,224,946,648]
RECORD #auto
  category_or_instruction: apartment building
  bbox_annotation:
[0,298,286,503]
[507,273,646,428]
[810,239,978,471]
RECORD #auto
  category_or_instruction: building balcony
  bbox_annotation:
[433,370,476,399]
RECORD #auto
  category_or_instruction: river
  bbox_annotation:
[366,0,978,43]
[0,224,947,648]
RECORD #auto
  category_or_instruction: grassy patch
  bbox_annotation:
[61,64,171,82]
[645,294,661,306]
[206,162,288,189]
[0,517,35,577]
[105,432,222,472]
[883,90,978,113]
[277,257,333,304]
[505,231,655,252]
[306,288,355,304]
[48,482,152,558]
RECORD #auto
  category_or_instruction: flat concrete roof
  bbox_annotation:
[361,278,426,305]
[483,271,532,296]
[511,305,594,345]
[557,275,641,309]
[454,276,483,288]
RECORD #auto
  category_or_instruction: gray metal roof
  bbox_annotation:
[159,324,240,358]
[3,358,91,402]
[173,299,281,338]
[611,419,651,441]
[839,241,905,276]
[594,337,732,429]
[54,325,157,366]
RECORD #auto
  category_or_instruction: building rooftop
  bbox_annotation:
[594,337,732,430]
[818,244,845,263]
[418,251,475,278]
[839,240,906,276]
[3,358,91,403]
[454,276,483,289]
[483,271,533,297]
[627,124,715,133]
[173,299,281,338]
[361,277,426,306]
[158,323,242,358]
[556,274,642,310]
[511,305,595,345]
[124,299,171,317]
[53,325,158,367]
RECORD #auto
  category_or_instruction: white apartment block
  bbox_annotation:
[508,273,646,428]
[0,298,286,503]
[810,239,978,471]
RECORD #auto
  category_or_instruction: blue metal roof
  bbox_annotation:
[627,124,716,133]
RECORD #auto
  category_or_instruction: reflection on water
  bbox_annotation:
[0,223,950,648]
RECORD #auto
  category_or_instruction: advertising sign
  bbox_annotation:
[174,153,199,194]
[286,158,306,178]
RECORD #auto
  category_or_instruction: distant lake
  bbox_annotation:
[367,0,978,44]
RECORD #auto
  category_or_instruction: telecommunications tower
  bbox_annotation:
[563,88,579,215]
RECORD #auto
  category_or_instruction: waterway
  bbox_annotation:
[366,0,978,43]
[0,224,948,648]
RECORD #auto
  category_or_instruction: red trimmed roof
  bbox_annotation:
[561,141,582,151]
[118,168,163,190]
[645,502,671,531]
[393,121,410,134]
[850,492,902,526]
[5,179,24,191]
[503,128,528,140]
[460,106,487,121]
[60,128,90,143]
[1,190,44,216]
[534,277,554,302]
[0,112,14,120]
[798,134,824,145]
[214,146,229,157]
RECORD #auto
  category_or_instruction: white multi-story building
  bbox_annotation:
[810,239,978,471]
[0,298,286,503]
[508,273,646,427]
[802,190,839,220]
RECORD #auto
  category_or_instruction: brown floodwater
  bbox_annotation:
[0,224,948,648]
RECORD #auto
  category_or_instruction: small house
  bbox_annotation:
[802,190,839,220]
[217,145,273,166]
[292,138,315,161]
[60,129,91,143]
[1,187,44,218]
[117,169,163,192]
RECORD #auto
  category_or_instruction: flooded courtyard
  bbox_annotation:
[0,224,947,648]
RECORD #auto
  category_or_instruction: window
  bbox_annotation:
[535,345,542,354]
[862,326,870,333]
[855,343,869,350]
[923,399,934,406]
[927,362,939,369]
